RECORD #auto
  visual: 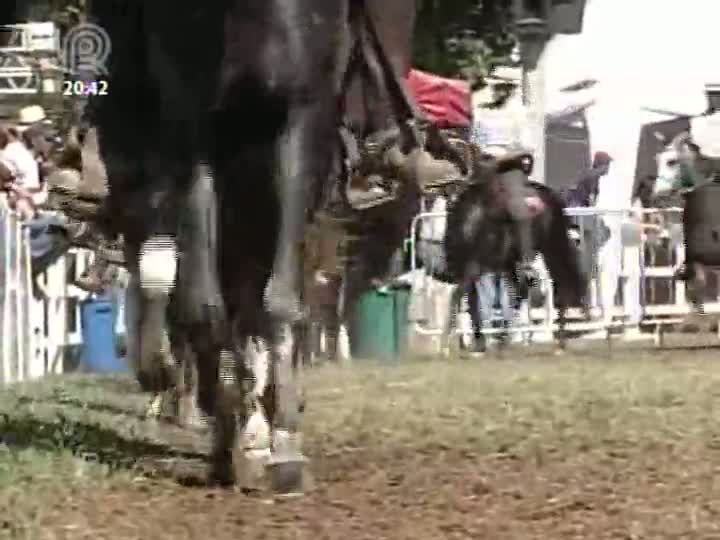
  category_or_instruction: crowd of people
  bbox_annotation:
[0,105,117,296]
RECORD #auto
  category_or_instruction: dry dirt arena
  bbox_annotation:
[3,338,720,539]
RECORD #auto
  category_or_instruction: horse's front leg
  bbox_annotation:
[174,162,234,485]
[124,228,179,420]
[265,102,333,495]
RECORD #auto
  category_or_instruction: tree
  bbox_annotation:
[412,0,517,87]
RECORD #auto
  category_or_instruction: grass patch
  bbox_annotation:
[2,347,720,538]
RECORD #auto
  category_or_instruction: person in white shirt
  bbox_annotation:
[472,74,599,286]
[0,126,46,219]
[593,150,644,334]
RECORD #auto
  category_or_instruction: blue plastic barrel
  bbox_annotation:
[80,297,127,373]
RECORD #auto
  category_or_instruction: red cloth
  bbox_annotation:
[406,69,471,129]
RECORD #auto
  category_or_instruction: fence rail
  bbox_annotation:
[1,203,97,385]
[1,202,715,379]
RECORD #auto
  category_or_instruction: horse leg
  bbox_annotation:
[554,301,568,355]
[469,276,488,356]
[682,262,708,333]
[172,162,237,485]
[441,280,467,358]
[322,276,344,363]
[265,103,335,494]
[171,326,207,431]
[690,263,707,314]
[123,236,179,421]
[236,334,272,489]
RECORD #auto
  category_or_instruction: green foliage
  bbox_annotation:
[413,0,517,86]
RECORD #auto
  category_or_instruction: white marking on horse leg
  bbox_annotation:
[248,337,269,398]
[268,321,303,444]
[138,235,178,294]
[242,405,271,451]
[237,403,272,489]
[145,393,163,419]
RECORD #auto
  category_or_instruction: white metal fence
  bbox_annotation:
[0,202,102,384]
[0,201,714,379]
[407,205,715,344]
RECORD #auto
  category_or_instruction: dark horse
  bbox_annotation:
[88,0,427,493]
[651,130,720,316]
[88,0,359,492]
[440,152,588,354]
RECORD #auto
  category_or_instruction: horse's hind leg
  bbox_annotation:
[441,281,467,358]
[170,327,207,431]
[265,101,337,494]
[554,304,568,355]
[682,262,708,331]
[690,263,707,315]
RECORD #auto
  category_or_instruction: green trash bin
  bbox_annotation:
[349,285,411,361]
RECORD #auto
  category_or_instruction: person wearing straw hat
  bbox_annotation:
[0,123,44,220]
[472,66,538,286]
[16,105,47,131]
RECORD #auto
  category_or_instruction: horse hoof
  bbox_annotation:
[267,458,307,496]
[242,409,271,450]
[235,448,271,491]
[208,456,236,488]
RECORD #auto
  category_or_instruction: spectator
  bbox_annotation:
[563,151,612,208]
[0,125,46,220]
[469,272,515,355]
[619,187,647,340]
[593,150,627,332]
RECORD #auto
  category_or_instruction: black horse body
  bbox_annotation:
[440,175,588,351]
[89,0,353,489]
[88,0,425,490]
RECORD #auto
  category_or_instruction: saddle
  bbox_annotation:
[337,0,466,209]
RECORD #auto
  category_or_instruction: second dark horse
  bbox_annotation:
[440,151,589,354]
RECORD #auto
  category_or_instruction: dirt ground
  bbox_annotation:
[4,339,720,539]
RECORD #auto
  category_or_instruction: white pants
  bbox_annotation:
[622,244,642,325]
[597,221,643,325]
[597,221,622,323]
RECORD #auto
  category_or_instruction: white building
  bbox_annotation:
[540,0,720,201]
